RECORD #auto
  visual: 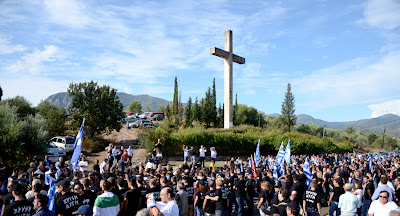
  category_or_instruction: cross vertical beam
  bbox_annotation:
[224,30,233,129]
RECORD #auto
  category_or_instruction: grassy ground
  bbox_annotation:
[166,160,226,167]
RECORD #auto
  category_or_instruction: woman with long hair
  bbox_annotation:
[257,181,273,216]
[194,183,207,216]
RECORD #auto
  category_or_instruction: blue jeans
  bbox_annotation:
[362,199,372,216]
[236,197,245,216]
[196,206,204,216]
[215,210,225,216]
[329,201,340,216]
[307,209,320,216]
[191,156,196,164]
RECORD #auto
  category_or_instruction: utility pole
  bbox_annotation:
[382,124,386,149]
[323,125,326,138]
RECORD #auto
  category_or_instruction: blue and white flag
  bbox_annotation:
[269,160,274,170]
[273,164,279,182]
[277,142,285,164]
[276,160,285,176]
[284,140,291,164]
[255,139,261,166]
[303,157,312,186]
[71,118,85,170]
[377,159,382,166]
[368,157,373,173]
[292,157,297,166]
[45,174,56,212]
[55,167,62,180]
[240,162,243,172]
[338,161,343,167]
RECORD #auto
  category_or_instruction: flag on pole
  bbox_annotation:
[284,140,291,164]
[277,161,285,176]
[45,174,56,212]
[277,142,285,164]
[255,139,261,166]
[273,162,279,182]
[71,118,85,170]
[251,154,258,180]
[303,157,312,186]
[368,157,373,173]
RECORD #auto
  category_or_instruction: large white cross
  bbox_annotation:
[210,30,245,129]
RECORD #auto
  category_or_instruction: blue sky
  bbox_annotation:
[1,0,400,122]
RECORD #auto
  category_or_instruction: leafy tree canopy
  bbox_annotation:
[68,81,124,138]
[127,100,142,113]
[37,100,67,137]
[1,96,35,118]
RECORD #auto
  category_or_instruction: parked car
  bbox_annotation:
[143,122,156,128]
[150,113,164,121]
[50,136,76,153]
[138,112,150,119]
[129,120,152,128]
[47,142,66,163]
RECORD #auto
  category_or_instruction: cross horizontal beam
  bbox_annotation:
[210,47,245,64]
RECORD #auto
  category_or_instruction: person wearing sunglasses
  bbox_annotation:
[368,190,399,216]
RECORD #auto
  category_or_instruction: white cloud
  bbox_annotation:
[44,0,92,28]
[368,99,400,118]
[5,45,60,74]
[362,0,400,29]
[293,51,400,109]
[0,34,26,54]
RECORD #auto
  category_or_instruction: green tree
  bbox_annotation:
[201,87,213,127]
[172,76,179,117]
[280,83,296,132]
[1,96,35,118]
[217,103,224,128]
[0,103,48,165]
[184,97,193,127]
[233,93,238,125]
[367,132,378,145]
[157,105,166,112]
[68,81,124,138]
[127,100,142,113]
[211,78,217,126]
[346,126,355,134]
[193,97,201,122]
[37,100,67,137]
[145,105,152,112]
[234,104,260,126]
[165,104,172,120]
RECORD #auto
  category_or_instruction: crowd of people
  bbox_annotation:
[1,140,400,216]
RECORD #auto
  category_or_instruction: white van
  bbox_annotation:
[50,136,76,153]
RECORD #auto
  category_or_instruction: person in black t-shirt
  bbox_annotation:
[194,183,206,216]
[203,181,217,215]
[146,178,161,202]
[55,180,81,216]
[245,174,255,216]
[234,172,246,216]
[290,174,307,205]
[362,175,375,216]
[257,181,272,216]
[1,180,17,216]
[3,183,35,216]
[303,181,321,216]
[328,179,344,216]
[122,178,141,216]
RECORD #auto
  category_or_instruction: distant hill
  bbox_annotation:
[45,92,171,112]
[296,114,400,136]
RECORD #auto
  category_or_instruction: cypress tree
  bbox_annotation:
[233,93,238,125]
[184,97,193,127]
[281,83,296,132]
[172,76,179,117]
[193,97,200,122]
[211,78,217,127]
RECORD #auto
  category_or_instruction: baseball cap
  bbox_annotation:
[72,205,93,216]
[56,180,70,188]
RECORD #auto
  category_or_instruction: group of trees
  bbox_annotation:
[0,81,125,166]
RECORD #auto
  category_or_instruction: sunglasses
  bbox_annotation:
[379,196,388,199]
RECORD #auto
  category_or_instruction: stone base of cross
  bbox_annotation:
[210,30,245,129]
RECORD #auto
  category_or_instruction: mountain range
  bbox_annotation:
[46,92,400,136]
[45,92,170,112]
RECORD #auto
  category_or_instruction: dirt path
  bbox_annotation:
[86,126,147,170]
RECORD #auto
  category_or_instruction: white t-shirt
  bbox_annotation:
[368,200,399,216]
[78,161,88,172]
[183,149,189,157]
[100,161,107,174]
[127,148,133,157]
[199,148,207,157]
[355,189,363,206]
[156,200,179,216]
[211,149,217,159]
